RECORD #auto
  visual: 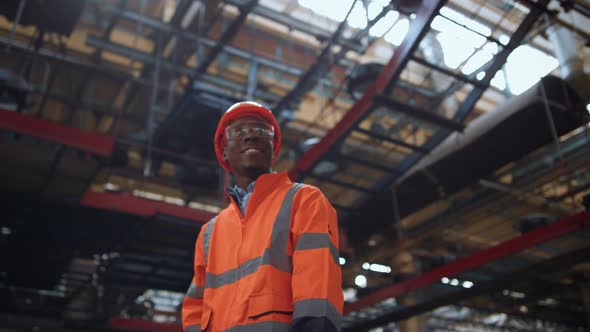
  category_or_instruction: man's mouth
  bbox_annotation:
[242,147,262,153]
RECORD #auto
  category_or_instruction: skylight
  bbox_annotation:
[505,45,559,95]
[298,0,355,22]
[384,18,409,46]
[298,0,406,39]
[296,1,559,97]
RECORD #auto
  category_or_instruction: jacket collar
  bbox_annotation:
[225,172,292,201]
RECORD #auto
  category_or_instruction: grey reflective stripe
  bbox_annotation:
[206,248,295,289]
[269,183,304,260]
[226,321,290,332]
[206,255,261,289]
[205,183,303,289]
[293,298,342,331]
[203,217,217,267]
[186,282,203,299]
[185,324,200,332]
[294,233,339,265]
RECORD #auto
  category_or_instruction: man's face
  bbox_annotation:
[223,115,274,175]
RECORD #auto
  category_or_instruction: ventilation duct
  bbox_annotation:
[350,75,589,244]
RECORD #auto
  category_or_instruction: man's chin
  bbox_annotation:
[241,165,271,177]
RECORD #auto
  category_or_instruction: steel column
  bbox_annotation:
[0,108,114,156]
[288,0,447,181]
[344,209,590,314]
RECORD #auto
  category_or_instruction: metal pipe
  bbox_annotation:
[547,24,585,81]
[6,0,27,52]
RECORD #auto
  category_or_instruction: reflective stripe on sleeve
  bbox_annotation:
[226,321,290,332]
[203,217,217,267]
[185,324,201,332]
[294,232,339,265]
[186,282,204,299]
[293,298,342,331]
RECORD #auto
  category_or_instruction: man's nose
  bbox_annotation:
[241,131,260,142]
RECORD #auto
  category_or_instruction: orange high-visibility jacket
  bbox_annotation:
[182,172,343,331]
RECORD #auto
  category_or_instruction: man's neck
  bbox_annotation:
[234,169,270,190]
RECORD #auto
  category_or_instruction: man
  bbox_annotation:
[182,101,343,332]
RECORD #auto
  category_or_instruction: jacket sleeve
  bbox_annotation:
[182,222,208,332]
[290,187,343,332]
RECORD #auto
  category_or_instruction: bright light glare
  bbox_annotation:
[347,2,368,29]
[505,45,558,95]
[384,18,409,46]
[491,70,506,91]
[450,278,459,286]
[586,103,590,114]
[369,263,392,273]
[441,277,450,284]
[462,281,474,288]
[362,262,371,270]
[339,257,346,265]
[367,1,383,20]
[369,11,400,37]
[298,0,355,22]
[432,7,491,69]
[355,275,368,288]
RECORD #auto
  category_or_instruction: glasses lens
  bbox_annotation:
[226,121,274,139]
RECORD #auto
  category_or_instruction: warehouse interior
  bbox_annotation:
[1,0,590,331]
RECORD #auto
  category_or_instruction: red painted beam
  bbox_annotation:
[344,210,590,314]
[109,317,181,332]
[288,0,447,181]
[0,108,114,156]
[81,191,215,224]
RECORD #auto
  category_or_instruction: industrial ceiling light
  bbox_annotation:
[354,275,368,288]
[339,257,346,265]
[462,280,474,288]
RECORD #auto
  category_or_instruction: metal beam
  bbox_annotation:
[354,127,430,153]
[273,3,390,120]
[80,191,215,224]
[347,245,590,330]
[344,209,590,315]
[190,0,258,83]
[338,154,402,175]
[288,0,447,181]
[374,94,465,132]
[410,56,487,89]
[0,108,114,156]
[390,0,551,179]
[306,174,378,194]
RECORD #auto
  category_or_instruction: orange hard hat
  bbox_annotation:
[214,101,282,171]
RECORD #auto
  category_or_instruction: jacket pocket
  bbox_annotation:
[201,303,212,331]
[247,293,293,319]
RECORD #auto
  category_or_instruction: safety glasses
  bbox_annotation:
[225,121,274,140]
